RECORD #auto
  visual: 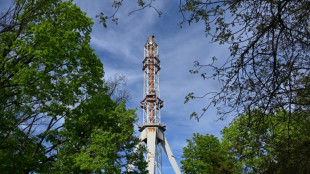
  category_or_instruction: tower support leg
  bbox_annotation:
[161,136,181,174]
[146,127,157,174]
[132,124,181,174]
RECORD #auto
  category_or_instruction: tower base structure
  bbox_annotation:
[138,124,181,174]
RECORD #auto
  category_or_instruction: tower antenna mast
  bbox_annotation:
[136,36,181,174]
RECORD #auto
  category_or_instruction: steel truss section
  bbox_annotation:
[135,36,181,174]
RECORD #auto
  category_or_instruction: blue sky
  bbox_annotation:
[73,1,235,172]
[0,0,235,173]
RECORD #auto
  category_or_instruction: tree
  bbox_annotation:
[105,73,130,104]
[50,94,147,173]
[0,0,147,173]
[97,0,310,120]
[221,109,310,173]
[96,0,163,28]
[181,133,240,174]
[179,0,310,119]
[181,109,310,174]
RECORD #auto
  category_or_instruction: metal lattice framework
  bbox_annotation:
[141,37,163,124]
[136,36,181,174]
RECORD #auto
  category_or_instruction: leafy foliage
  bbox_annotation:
[181,133,240,174]
[0,0,147,173]
[182,108,310,174]
[179,0,310,119]
[221,109,310,173]
[51,94,147,173]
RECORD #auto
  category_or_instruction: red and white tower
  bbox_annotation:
[138,36,181,174]
[140,35,163,124]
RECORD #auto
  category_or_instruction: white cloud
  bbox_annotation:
[75,0,233,172]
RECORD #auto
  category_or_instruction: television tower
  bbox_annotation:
[138,36,181,174]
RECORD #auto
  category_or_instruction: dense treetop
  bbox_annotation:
[0,0,147,173]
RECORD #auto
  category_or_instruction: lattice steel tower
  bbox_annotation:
[137,36,181,174]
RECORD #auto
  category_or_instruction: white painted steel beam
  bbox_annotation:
[146,127,157,174]
[161,136,181,174]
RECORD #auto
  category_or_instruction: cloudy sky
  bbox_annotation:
[72,1,235,172]
[0,0,234,172]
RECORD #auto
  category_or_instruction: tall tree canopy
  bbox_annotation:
[181,133,240,174]
[0,0,147,173]
[221,109,310,173]
[179,0,310,119]
[182,109,310,174]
